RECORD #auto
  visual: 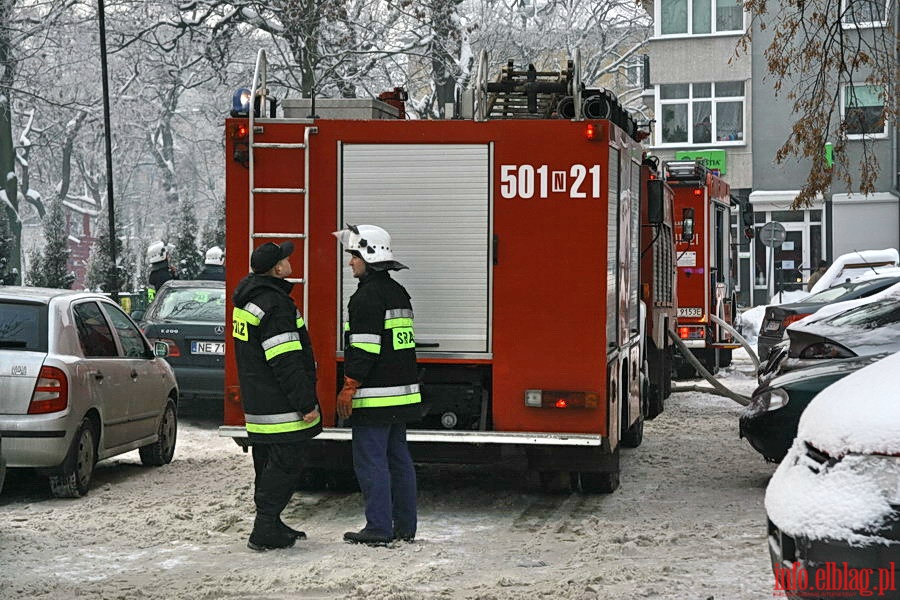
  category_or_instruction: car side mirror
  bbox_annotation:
[154,341,169,358]
[131,310,145,321]
[647,179,664,225]
[681,207,695,243]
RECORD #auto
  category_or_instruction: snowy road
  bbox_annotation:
[0,351,778,599]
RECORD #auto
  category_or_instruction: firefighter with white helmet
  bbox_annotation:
[147,241,177,292]
[198,246,225,281]
[333,223,420,546]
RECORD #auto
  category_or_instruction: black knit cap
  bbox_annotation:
[250,241,294,274]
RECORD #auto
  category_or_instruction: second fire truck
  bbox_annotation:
[664,159,739,377]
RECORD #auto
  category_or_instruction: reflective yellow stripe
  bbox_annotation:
[384,317,413,329]
[343,322,350,331]
[351,342,382,354]
[265,340,303,360]
[296,317,305,328]
[233,307,261,326]
[352,392,421,409]
[246,415,321,434]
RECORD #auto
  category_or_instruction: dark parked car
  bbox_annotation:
[138,280,226,403]
[757,276,900,361]
[765,351,900,599]
[740,353,888,462]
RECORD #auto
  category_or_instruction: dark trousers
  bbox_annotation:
[251,442,305,518]
[351,423,417,538]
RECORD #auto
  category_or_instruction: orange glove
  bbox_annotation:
[336,376,361,420]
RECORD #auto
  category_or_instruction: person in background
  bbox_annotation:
[147,241,177,294]
[333,224,421,547]
[232,241,321,551]
[198,246,225,281]
[806,260,828,292]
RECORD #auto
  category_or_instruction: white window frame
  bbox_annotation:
[654,0,746,37]
[841,84,888,140]
[655,82,746,148]
[840,0,889,29]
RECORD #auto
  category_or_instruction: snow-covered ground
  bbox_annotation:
[0,352,778,599]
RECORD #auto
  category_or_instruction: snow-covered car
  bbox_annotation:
[740,353,888,462]
[0,288,178,497]
[762,291,900,379]
[136,280,225,405]
[765,351,900,599]
[757,276,900,362]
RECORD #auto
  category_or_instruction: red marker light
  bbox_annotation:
[555,398,568,408]
[585,123,597,140]
[693,188,703,196]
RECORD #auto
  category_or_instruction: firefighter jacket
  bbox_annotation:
[344,269,422,425]
[232,273,321,443]
[197,264,225,281]
[148,261,176,291]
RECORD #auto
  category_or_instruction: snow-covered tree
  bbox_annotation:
[27,198,74,289]
[172,200,202,279]
[86,219,126,293]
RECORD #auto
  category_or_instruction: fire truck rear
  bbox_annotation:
[640,157,677,417]
[221,50,652,493]
[665,159,739,377]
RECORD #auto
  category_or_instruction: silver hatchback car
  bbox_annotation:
[0,287,178,497]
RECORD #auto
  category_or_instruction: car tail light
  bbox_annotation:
[151,338,181,357]
[781,313,811,328]
[524,389,599,409]
[28,365,69,414]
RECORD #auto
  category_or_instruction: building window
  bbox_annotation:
[842,84,887,138]
[841,0,887,27]
[658,81,745,146]
[659,0,743,35]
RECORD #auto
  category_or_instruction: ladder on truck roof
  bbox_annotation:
[472,48,583,121]
[247,49,317,318]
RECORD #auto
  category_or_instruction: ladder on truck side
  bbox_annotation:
[246,49,317,317]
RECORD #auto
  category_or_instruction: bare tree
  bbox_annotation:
[741,0,899,207]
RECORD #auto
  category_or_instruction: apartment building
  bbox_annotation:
[644,0,899,306]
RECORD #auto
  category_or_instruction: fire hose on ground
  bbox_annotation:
[666,313,758,406]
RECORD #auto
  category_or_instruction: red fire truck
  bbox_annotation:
[221,50,656,492]
[664,159,739,377]
[639,157,677,417]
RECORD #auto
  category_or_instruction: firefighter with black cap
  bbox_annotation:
[232,240,322,551]
[333,224,421,546]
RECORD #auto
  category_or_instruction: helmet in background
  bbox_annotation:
[147,241,168,264]
[332,224,407,271]
[205,246,225,266]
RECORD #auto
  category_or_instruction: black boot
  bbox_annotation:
[278,518,307,540]
[343,529,393,547]
[248,514,297,552]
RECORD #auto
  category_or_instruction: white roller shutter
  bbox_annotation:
[340,143,491,355]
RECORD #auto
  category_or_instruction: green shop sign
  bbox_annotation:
[675,150,727,175]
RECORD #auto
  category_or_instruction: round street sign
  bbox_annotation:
[759,221,786,248]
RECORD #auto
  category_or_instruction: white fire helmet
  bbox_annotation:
[332,224,407,271]
[205,246,225,266]
[147,241,168,264]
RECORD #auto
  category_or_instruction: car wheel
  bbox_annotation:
[139,399,177,466]
[49,418,97,498]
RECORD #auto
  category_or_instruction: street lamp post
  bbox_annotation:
[97,0,118,299]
